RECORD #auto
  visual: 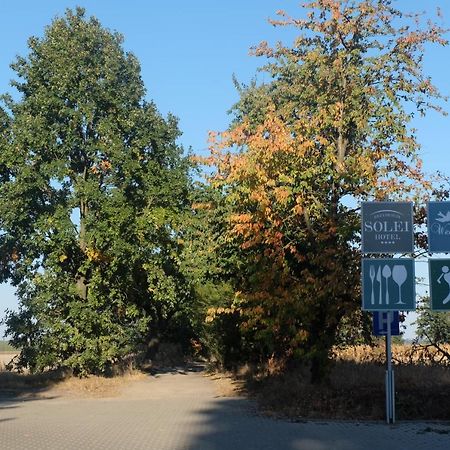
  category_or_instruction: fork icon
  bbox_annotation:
[369,265,376,305]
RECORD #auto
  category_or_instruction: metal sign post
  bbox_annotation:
[361,201,413,425]
[385,311,395,424]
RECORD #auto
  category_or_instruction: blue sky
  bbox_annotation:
[0,1,449,338]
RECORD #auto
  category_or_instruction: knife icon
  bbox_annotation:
[376,267,382,304]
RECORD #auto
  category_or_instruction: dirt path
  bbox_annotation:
[1,364,449,449]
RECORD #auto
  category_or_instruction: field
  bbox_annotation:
[0,352,17,371]
[0,340,15,352]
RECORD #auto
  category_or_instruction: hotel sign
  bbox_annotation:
[361,202,414,254]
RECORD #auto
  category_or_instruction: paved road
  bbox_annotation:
[1,365,449,449]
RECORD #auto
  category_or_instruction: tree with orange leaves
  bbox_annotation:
[206,0,447,382]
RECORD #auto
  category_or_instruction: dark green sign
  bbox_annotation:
[429,259,450,311]
[362,258,415,311]
[427,202,450,253]
[361,202,414,254]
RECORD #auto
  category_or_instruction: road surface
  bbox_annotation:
[1,364,449,449]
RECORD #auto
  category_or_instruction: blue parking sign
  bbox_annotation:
[373,311,400,336]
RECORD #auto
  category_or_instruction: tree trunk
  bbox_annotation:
[76,165,88,301]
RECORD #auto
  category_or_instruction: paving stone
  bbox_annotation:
[1,368,449,450]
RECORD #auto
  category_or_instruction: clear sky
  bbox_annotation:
[0,0,449,338]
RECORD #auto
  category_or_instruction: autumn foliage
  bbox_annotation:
[203,0,447,382]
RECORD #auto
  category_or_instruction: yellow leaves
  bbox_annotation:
[204,306,238,323]
[231,213,253,224]
[85,247,110,263]
[191,202,213,210]
[292,203,304,216]
[293,329,309,343]
[59,254,68,262]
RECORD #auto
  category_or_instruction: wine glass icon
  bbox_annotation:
[392,265,407,305]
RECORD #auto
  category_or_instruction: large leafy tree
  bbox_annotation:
[206,0,447,381]
[0,8,191,374]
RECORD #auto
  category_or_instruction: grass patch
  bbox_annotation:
[0,368,146,399]
[46,371,147,398]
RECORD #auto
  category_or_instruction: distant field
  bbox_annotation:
[0,352,17,371]
[0,341,18,370]
[0,341,16,352]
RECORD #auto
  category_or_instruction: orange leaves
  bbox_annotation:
[273,186,290,205]
[10,248,20,262]
[99,160,111,171]
[90,159,112,176]
[205,108,321,261]
[231,213,253,224]
[231,213,264,249]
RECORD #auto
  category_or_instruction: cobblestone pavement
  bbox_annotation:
[1,365,449,450]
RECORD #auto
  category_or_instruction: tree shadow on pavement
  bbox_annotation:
[184,397,360,450]
[185,397,450,450]
[0,370,63,402]
[141,361,206,376]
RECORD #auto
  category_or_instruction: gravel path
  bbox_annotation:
[1,364,449,449]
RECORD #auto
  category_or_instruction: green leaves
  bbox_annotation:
[0,8,192,375]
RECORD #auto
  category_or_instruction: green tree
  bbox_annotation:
[415,298,450,363]
[0,8,191,375]
[206,0,447,382]
[180,182,246,368]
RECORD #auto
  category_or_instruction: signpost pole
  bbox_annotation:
[385,311,395,424]
[361,202,414,425]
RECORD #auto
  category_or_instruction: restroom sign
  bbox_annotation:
[361,202,414,253]
[429,259,450,311]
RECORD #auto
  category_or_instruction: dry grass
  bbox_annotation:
[242,345,450,421]
[334,343,450,365]
[207,371,245,398]
[0,352,17,371]
[0,354,147,400]
[46,372,147,398]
